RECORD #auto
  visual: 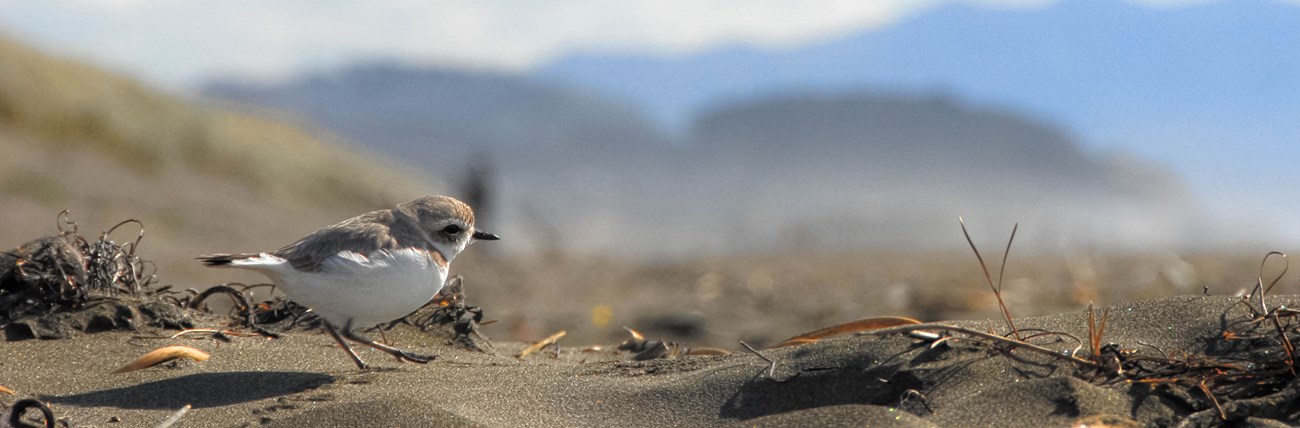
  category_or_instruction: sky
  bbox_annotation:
[0,0,1230,88]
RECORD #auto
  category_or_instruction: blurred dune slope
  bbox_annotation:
[0,34,435,286]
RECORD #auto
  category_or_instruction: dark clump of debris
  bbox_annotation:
[0,212,193,341]
[404,276,495,353]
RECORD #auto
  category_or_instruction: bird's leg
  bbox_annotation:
[321,320,369,370]
[341,319,436,364]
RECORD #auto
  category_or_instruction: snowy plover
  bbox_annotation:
[198,195,498,369]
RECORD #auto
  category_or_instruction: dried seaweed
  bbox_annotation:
[0,212,160,314]
[3,398,55,428]
[402,275,494,352]
[0,212,195,340]
[616,326,730,360]
[0,211,300,341]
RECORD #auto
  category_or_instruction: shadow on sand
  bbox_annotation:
[44,371,335,409]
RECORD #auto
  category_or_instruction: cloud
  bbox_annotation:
[0,0,1250,87]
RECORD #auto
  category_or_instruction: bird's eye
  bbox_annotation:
[440,224,463,235]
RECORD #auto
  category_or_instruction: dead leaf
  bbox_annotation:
[770,316,923,349]
[111,345,210,374]
[517,330,567,358]
[623,326,645,342]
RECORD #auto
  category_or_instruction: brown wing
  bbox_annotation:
[272,211,400,272]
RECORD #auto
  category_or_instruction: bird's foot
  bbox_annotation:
[390,349,436,364]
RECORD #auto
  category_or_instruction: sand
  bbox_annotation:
[3,295,1300,427]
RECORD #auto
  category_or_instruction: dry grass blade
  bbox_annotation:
[1260,251,1288,296]
[517,330,567,358]
[1196,380,1225,420]
[866,322,1102,368]
[740,341,779,378]
[111,346,211,374]
[1271,310,1297,377]
[997,223,1017,295]
[959,217,1021,339]
[1087,303,1098,357]
[623,326,645,343]
[154,404,191,428]
[1087,303,1109,359]
[769,316,922,349]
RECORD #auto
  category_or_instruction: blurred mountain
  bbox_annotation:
[666,92,1192,251]
[204,63,670,163]
[539,0,1300,139]
[201,59,1194,254]
[0,34,433,284]
[691,93,1103,186]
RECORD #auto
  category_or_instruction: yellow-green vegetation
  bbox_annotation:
[0,33,433,286]
[0,34,424,209]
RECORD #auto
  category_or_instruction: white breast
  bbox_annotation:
[243,248,448,328]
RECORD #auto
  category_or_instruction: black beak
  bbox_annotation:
[472,230,500,241]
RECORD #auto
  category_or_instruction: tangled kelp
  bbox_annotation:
[404,276,495,353]
[0,212,192,340]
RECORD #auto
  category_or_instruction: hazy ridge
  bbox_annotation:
[204,64,1194,255]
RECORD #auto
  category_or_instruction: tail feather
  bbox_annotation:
[198,253,261,267]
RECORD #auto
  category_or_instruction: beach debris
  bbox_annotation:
[406,276,494,352]
[110,345,210,374]
[518,330,566,358]
[896,389,932,416]
[1083,303,1121,378]
[0,213,196,340]
[242,295,316,332]
[622,335,669,360]
[616,326,730,360]
[184,284,280,338]
[768,316,922,349]
[959,217,1021,339]
[0,385,12,395]
[892,237,1300,424]
[2,398,55,428]
[153,404,191,428]
[1,212,285,342]
[818,220,1300,424]
[739,341,781,379]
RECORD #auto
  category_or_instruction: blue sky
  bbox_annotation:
[0,0,1233,87]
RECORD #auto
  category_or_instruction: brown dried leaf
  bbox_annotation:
[517,330,567,358]
[770,316,923,349]
[622,326,645,342]
[111,345,210,374]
